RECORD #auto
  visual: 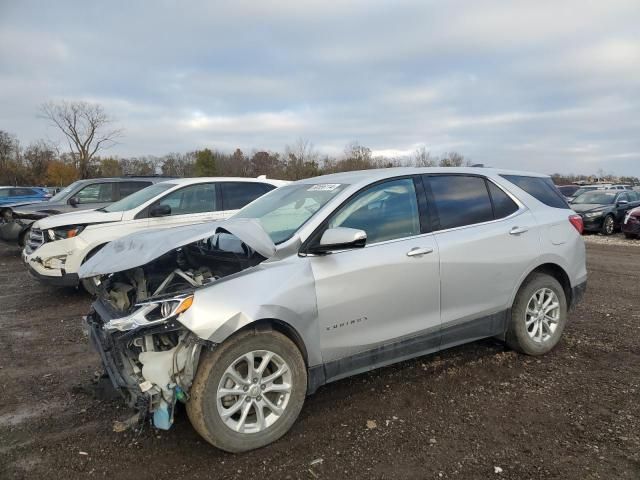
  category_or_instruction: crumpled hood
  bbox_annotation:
[78,218,276,278]
[0,200,47,210]
[571,203,609,214]
[12,200,69,215]
[36,209,124,229]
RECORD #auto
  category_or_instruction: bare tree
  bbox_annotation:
[412,146,436,167]
[40,101,123,179]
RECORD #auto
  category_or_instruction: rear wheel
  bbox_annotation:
[601,214,615,235]
[506,273,568,355]
[187,329,307,453]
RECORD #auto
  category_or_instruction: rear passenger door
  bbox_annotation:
[423,174,539,345]
[220,182,275,218]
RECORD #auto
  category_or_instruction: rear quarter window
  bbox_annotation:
[501,175,569,209]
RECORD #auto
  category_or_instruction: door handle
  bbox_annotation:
[406,247,434,257]
[509,226,529,235]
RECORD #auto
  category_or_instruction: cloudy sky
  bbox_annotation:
[1,1,639,175]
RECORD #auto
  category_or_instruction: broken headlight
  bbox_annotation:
[103,294,194,332]
[47,225,86,241]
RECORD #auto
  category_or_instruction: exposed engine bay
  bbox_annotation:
[97,231,266,315]
[81,219,278,431]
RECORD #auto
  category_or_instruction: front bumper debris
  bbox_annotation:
[83,301,204,430]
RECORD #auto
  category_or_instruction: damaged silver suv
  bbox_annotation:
[80,168,587,452]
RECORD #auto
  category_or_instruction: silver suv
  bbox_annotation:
[81,168,587,452]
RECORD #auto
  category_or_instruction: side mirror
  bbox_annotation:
[150,204,171,217]
[309,227,367,254]
[68,196,79,206]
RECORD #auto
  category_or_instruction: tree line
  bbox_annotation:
[3,100,636,187]
[0,130,473,187]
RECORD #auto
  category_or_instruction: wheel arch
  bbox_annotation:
[513,262,573,309]
[232,318,310,367]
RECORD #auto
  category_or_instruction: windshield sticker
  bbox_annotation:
[308,184,341,191]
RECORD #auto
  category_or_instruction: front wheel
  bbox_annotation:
[601,215,615,235]
[506,273,568,355]
[187,329,307,453]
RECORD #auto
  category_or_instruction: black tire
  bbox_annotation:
[80,245,106,295]
[187,329,307,453]
[601,214,615,235]
[18,227,31,248]
[506,273,568,356]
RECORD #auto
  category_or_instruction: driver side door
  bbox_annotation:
[309,177,441,381]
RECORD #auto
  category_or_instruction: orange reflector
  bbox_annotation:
[175,296,194,315]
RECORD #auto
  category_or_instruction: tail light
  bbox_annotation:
[569,214,584,234]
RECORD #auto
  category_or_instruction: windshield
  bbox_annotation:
[103,183,175,212]
[233,183,349,244]
[48,181,84,202]
[573,191,617,205]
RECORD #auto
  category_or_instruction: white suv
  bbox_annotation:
[23,177,287,291]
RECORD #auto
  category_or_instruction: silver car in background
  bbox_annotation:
[81,167,587,452]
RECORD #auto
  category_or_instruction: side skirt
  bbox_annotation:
[306,310,508,395]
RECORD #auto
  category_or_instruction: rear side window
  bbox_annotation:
[487,181,519,219]
[221,182,274,210]
[75,183,116,203]
[119,181,151,199]
[427,175,494,230]
[501,175,568,209]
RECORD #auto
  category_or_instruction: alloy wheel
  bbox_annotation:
[525,288,560,343]
[216,350,292,434]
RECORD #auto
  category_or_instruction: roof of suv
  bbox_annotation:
[73,176,175,185]
[157,177,288,187]
[293,167,548,187]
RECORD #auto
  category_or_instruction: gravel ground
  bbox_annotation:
[582,232,640,247]
[1,241,639,479]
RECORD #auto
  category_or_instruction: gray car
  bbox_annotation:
[80,167,587,452]
[0,177,171,246]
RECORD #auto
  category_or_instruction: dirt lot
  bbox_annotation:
[1,238,639,480]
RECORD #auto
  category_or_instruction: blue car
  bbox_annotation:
[0,186,50,206]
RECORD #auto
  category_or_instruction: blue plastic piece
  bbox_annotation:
[153,403,173,430]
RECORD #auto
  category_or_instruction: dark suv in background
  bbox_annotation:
[0,177,171,246]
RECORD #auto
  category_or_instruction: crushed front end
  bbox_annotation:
[84,293,206,430]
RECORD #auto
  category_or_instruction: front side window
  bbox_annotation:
[327,178,420,244]
[427,175,494,230]
[0,189,9,198]
[233,183,349,244]
[155,183,217,215]
[222,182,274,210]
[75,183,116,204]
